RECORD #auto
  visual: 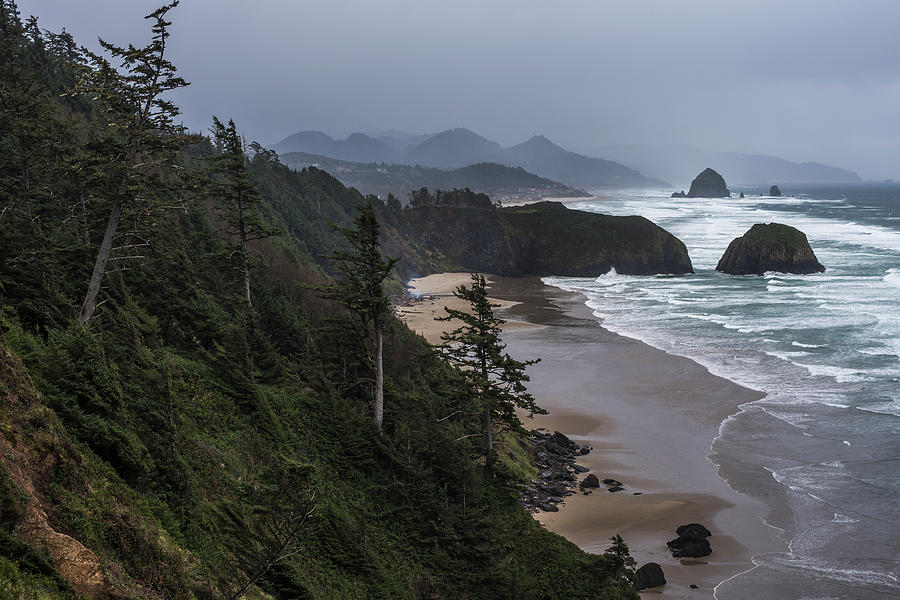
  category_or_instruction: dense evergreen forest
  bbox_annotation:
[0,2,638,598]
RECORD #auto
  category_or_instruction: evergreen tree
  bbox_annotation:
[208,116,280,308]
[72,1,191,325]
[437,273,546,472]
[321,200,397,434]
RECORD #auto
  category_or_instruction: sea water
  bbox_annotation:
[544,183,900,599]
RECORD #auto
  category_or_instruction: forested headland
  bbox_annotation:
[0,2,638,598]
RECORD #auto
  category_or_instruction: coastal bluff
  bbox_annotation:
[716,223,825,275]
[383,198,694,278]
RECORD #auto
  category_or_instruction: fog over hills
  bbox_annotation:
[273,128,664,188]
[590,143,861,187]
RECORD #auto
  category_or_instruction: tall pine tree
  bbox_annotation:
[438,273,545,472]
[73,1,191,325]
[322,200,397,434]
[208,116,279,308]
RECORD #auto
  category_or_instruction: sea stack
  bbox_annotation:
[716,223,825,275]
[687,168,729,198]
[769,185,782,196]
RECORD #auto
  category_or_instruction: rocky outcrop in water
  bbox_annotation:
[671,190,686,198]
[687,168,729,198]
[769,185,782,196]
[716,223,825,275]
[387,199,694,278]
[634,563,667,590]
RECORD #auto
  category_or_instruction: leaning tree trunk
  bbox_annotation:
[480,351,493,473]
[240,230,251,308]
[238,196,252,308]
[373,315,384,434]
[483,406,493,473]
[79,197,122,325]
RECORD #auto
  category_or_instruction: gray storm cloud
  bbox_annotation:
[18,0,900,178]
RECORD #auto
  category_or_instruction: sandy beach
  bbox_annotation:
[398,273,787,598]
[398,272,538,344]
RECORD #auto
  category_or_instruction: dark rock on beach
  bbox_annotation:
[769,184,782,196]
[668,536,712,558]
[676,523,712,538]
[671,190,687,198]
[687,168,730,198]
[580,473,600,489]
[634,562,667,590]
[716,223,825,275]
[668,522,713,558]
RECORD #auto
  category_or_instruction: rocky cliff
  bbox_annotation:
[382,200,694,278]
[716,223,825,275]
[687,168,730,198]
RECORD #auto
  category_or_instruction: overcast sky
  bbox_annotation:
[17,0,900,179]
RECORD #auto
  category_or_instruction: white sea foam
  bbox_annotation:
[883,268,900,289]
[792,341,825,348]
[548,188,900,597]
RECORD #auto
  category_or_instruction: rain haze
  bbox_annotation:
[18,0,900,179]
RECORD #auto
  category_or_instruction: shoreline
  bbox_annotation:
[400,273,787,598]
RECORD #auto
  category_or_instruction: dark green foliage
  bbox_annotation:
[208,116,281,307]
[0,530,77,599]
[317,200,398,433]
[438,274,546,470]
[0,2,639,598]
[71,0,194,325]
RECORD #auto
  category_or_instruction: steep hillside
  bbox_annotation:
[0,4,642,597]
[277,153,586,202]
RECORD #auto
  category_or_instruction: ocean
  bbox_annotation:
[543,183,900,599]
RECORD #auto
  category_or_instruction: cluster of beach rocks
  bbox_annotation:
[667,523,713,558]
[521,429,637,512]
[521,429,592,512]
[390,294,427,308]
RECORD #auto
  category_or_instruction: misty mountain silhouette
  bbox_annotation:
[272,130,400,163]
[272,128,664,188]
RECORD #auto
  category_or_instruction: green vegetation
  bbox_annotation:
[277,153,587,203]
[438,274,546,472]
[0,2,638,598]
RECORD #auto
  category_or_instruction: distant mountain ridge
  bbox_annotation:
[590,143,861,186]
[272,128,665,188]
[497,135,667,188]
[272,130,400,163]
